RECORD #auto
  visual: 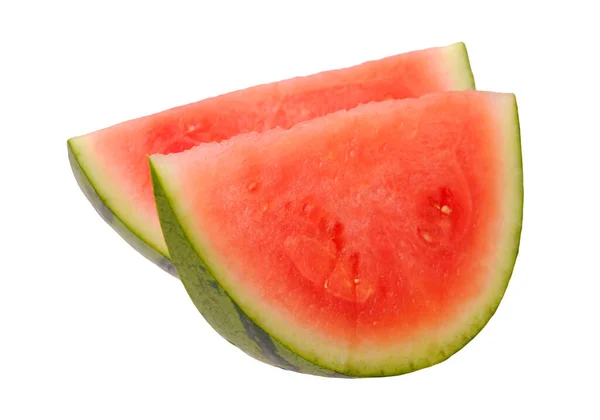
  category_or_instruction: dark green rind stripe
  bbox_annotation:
[67,140,178,278]
[150,161,349,378]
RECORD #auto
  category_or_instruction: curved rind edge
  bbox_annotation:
[380,94,522,378]
[67,139,178,278]
[351,95,522,377]
[149,159,350,378]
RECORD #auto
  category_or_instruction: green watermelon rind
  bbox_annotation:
[149,96,523,377]
[68,140,178,277]
[450,42,477,91]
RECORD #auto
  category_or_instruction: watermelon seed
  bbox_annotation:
[420,230,433,243]
[329,221,346,252]
[262,203,269,212]
[302,202,314,214]
[441,205,452,215]
[354,278,360,285]
[247,182,259,192]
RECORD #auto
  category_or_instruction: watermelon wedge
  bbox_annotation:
[67,42,475,276]
[149,90,523,377]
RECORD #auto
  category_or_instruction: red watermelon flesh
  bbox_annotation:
[67,42,475,274]
[149,90,523,376]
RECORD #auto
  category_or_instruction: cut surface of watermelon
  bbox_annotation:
[67,42,475,275]
[150,90,523,377]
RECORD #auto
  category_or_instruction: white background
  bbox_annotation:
[1,1,598,419]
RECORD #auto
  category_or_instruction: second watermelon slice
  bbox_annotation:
[68,42,475,276]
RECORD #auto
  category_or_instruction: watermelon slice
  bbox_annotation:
[149,90,523,377]
[67,42,475,276]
